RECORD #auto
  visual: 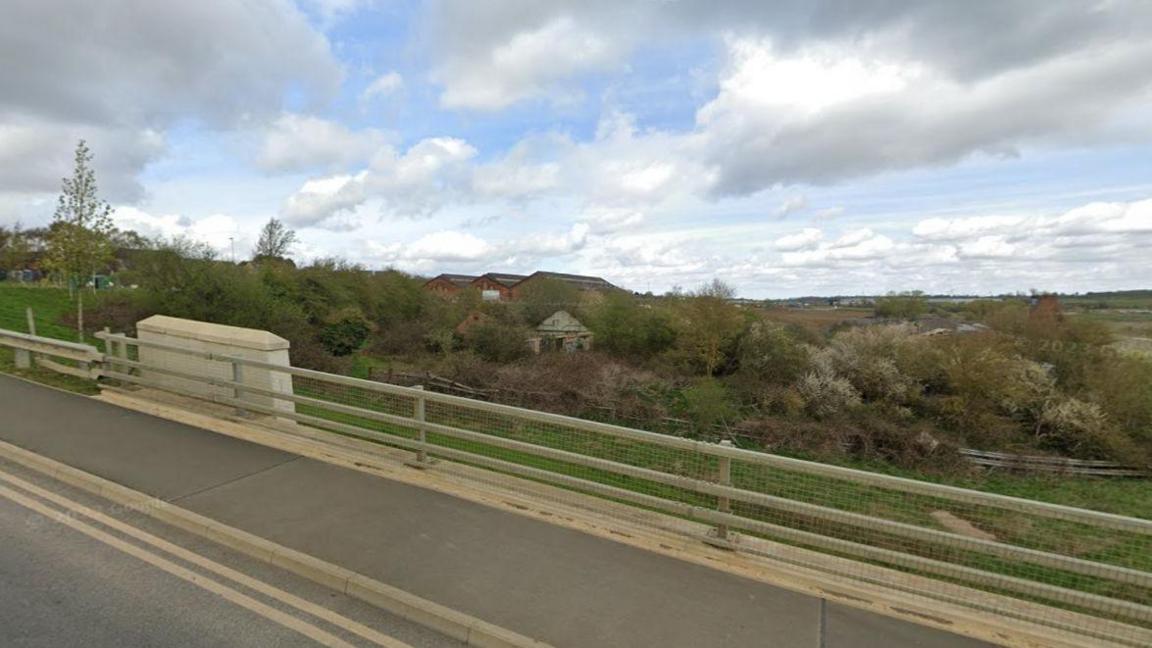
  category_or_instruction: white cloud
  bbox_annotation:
[696,36,1152,194]
[281,172,368,227]
[361,71,404,102]
[774,195,807,218]
[774,228,823,251]
[112,206,247,257]
[405,230,494,261]
[579,207,645,234]
[435,16,620,109]
[812,206,846,220]
[704,39,917,116]
[959,235,1016,259]
[281,137,478,228]
[360,222,591,272]
[830,228,876,249]
[259,114,388,172]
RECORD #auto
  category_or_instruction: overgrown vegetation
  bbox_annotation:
[4,209,1152,515]
[66,243,1152,469]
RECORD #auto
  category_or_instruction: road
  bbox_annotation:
[0,456,458,647]
[0,373,995,647]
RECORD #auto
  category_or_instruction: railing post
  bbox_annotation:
[232,361,247,417]
[705,439,736,549]
[19,307,37,369]
[415,385,428,463]
[102,326,113,376]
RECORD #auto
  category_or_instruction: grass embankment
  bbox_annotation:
[0,283,100,393]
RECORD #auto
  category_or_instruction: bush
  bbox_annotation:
[465,321,531,363]
[796,371,861,419]
[677,379,738,435]
[586,292,675,359]
[666,282,746,375]
[874,291,927,319]
[810,324,924,405]
[1036,398,1124,459]
[737,320,810,385]
[514,277,582,325]
[318,308,372,356]
[1086,354,1152,451]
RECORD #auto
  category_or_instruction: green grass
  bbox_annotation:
[0,283,102,394]
[0,283,79,341]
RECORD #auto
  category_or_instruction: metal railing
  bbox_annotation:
[2,327,1150,645]
[0,328,103,379]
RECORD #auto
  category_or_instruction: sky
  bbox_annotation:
[1,0,1150,298]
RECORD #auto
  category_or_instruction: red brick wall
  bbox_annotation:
[425,278,461,297]
[471,277,513,301]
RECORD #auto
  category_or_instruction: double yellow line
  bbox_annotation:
[0,467,413,648]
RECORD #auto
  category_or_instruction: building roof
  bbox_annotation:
[425,273,478,288]
[536,310,590,335]
[516,271,618,292]
[474,272,528,287]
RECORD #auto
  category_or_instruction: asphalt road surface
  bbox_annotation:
[0,457,458,648]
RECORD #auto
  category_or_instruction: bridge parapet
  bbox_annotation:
[135,315,295,419]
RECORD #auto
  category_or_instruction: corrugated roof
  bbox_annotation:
[517,271,618,291]
[475,272,528,287]
[426,273,479,288]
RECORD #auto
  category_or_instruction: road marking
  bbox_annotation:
[0,469,410,647]
[0,476,402,648]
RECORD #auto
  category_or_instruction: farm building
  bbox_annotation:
[424,274,478,298]
[528,310,593,353]
[510,271,619,299]
[471,273,527,301]
[424,269,621,301]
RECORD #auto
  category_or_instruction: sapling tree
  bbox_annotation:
[45,140,115,342]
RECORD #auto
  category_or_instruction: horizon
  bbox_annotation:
[1,2,1150,299]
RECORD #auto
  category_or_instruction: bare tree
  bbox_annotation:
[44,140,115,342]
[252,218,297,260]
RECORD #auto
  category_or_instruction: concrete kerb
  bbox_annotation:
[91,387,1150,648]
[0,438,550,648]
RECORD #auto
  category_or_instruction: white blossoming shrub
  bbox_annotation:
[1038,398,1115,457]
[810,324,924,404]
[994,356,1058,417]
[797,371,862,419]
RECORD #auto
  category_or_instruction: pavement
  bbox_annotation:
[0,374,995,647]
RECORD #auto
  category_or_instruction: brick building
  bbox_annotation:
[423,274,478,298]
[424,270,621,301]
[470,273,527,301]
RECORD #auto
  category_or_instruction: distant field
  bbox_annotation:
[757,307,873,334]
[1075,309,1152,358]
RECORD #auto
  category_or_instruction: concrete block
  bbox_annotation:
[14,348,31,369]
[136,315,295,418]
